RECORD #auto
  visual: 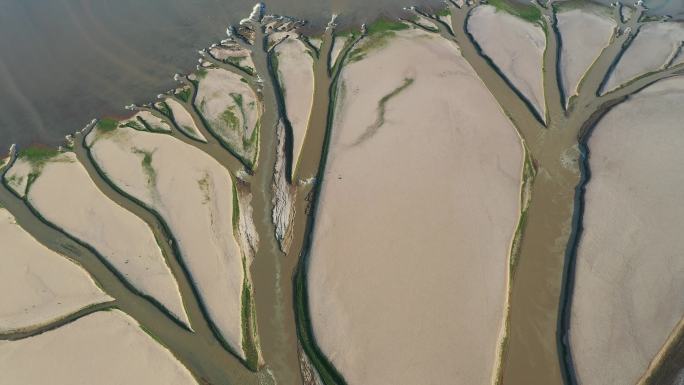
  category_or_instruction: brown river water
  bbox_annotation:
[1,1,683,385]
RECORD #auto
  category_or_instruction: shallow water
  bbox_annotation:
[0,0,442,150]
[1,0,679,150]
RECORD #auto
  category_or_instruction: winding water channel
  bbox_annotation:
[1,1,683,385]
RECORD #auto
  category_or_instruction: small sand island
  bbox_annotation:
[1,1,684,384]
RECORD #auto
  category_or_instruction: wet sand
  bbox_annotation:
[0,208,111,332]
[0,310,197,385]
[570,77,684,385]
[330,37,348,69]
[165,98,207,142]
[132,110,172,132]
[603,21,684,92]
[468,5,546,119]
[24,152,189,325]
[275,37,314,170]
[88,126,246,358]
[308,28,522,385]
[195,68,260,162]
[557,6,615,103]
[3,157,32,197]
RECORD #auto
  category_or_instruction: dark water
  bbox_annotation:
[0,0,439,149]
[0,0,680,149]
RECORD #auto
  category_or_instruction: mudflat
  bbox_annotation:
[0,310,197,385]
[570,77,684,385]
[308,28,522,385]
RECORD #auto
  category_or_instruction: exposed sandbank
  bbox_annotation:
[330,36,348,69]
[570,77,684,385]
[308,28,522,385]
[557,7,615,103]
[24,152,189,325]
[209,45,256,73]
[195,68,260,164]
[0,208,111,332]
[4,157,32,197]
[468,5,546,119]
[275,37,314,170]
[87,126,246,358]
[603,21,684,92]
[165,98,207,142]
[0,310,197,385]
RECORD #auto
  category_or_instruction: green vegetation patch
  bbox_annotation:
[220,107,241,132]
[241,276,260,371]
[18,146,60,166]
[435,8,451,17]
[231,182,260,371]
[197,173,211,204]
[224,57,256,76]
[176,87,193,103]
[489,0,542,23]
[509,145,537,275]
[131,148,157,187]
[366,18,410,35]
[96,118,120,132]
[195,67,208,79]
[348,19,410,63]
[156,101,173,118]
[122,119,145,131]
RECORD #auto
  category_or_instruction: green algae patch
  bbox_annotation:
[489,0,542,23]
[436,8,451,17]
[195,68,208,79]
[96,118,120,132]
[220,107,241,132]
[176,87,193,103]
[348,19,410,63]
[197,173,212,205]
[18,147,60,166]
[231,181,260,372]
[241,275,260,371]
[122,119,145,131]
[366,19,409,35]
[156,101,173,118]
[131,148,157,188]
[509,142,537,277]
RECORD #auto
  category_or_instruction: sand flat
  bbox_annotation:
[570,77,684,385]
[275,37,314,170]
[308,29,522,385]
[604,22,684,92]
[25,152,189,325]
[0,310,197,385]
[87,126,245,357]
[557,8,615,103]
[138,110,171,132]
[165,98,207,142]
[4,157,32,197]
[330,36,348,68]
[195,68,260,163]
[468,5,546,119]
[0,208,111,332]
[209,45,256,72]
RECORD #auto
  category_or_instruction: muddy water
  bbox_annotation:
[248,29,304,385]
[3,2,682,385]
[3,0,676,150]
[0,0,444,150]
